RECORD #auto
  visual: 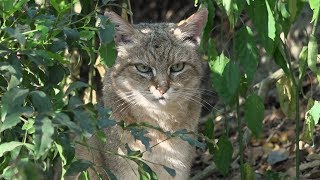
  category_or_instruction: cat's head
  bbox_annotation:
[105,9,208,108]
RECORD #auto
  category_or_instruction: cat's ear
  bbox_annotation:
[104,11,138,45]
[175,8,208,44]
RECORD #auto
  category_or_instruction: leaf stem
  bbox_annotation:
[236,94,244,179]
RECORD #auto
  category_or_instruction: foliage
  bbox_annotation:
[0,0,319,180]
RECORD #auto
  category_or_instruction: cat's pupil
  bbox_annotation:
[170,62,185,72]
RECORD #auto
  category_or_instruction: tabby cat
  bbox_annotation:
[75,8,209,180]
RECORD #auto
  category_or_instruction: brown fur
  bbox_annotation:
[75,8,208,180]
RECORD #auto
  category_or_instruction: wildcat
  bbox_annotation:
[75,8,209,180]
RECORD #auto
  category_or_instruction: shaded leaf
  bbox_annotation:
[204,118,215,153]
[179,134,206,150]
[235,26,259,83]
[213,135,233,176]
[128,127,151,151]
[65,159,93,176]
[73,110,94,138]
[65,81,88,96]
[34,115,54,159]
[4,27,26,46]
[244,94,264,138]
[64,28,80,45]
[210,53,240,105]
[163,165,176,177]
[30,90,53,113]
[53,113,81,134]
[102,166,118,180]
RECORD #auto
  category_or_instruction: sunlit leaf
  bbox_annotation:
[210,53,240,105]
[136,160,158,180]
[247,0,276,54]
[243,163,254,180]
[0,142,25,157]
[310,0,320,23]
[276,76,296,119]
[307,35,318,73]
[301,100,320,144]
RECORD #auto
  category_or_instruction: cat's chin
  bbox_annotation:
[158,99,167,105]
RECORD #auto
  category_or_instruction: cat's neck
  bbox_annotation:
[111,99,200,132]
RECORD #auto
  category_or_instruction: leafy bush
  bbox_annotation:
[0,0,319,179]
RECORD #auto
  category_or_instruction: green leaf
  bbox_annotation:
[53,113,81,135]
[0,142,24,157]
[298,46,308,81]
[65,159,93,176]
[213,135,233,176]
[34,115,54,159]
[80,30,96,41]
[200,0,215,51]
[100,41,117,67]
[243,163,255,180]
[204,118,215,153]
[98,16,116,43]
[128,127,151,151]
[73,110,94,138]
[4,27,26,46]
[307,35,318,73]
[57,133,75,164]
[310,0,320,23]
[163,165,176,177]
[30,91,53,113]
[235,26,259,83]
[50,0,72,13]
[179,134,206,150]
[47,64,66,85]
[64,28,80,45]
[244,94,264,138]
[301,100,320,144]
[247,0,276,54]
[274,45,289,75]
[65,81,88,96]
[276,76,297,119]
[102,166,118,180]
[222,0,245,28]
[210,53,240,105]
[1,88,29,132]
[137,160,158,180]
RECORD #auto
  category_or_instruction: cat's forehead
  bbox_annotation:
[135,23,175,34]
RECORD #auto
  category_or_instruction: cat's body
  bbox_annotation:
[75,9,209,180]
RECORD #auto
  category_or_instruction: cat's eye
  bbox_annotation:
[135,64,152,73]
[170,62,185,73]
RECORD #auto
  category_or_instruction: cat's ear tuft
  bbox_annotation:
[175,8,208,44]
[104,11,137,45]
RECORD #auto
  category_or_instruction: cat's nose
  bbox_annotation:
[157,83,169,95]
